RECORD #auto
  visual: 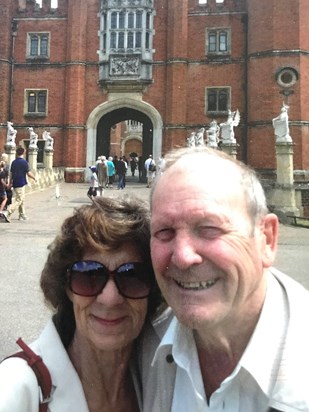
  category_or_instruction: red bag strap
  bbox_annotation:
[5,338,52,412]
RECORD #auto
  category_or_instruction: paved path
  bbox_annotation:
[0,178,308,359]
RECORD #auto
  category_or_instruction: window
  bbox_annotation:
[103,9,153,53]
[276,67,299,89]
[25,90,47,115]
[206,88,230,113]
[99,1,155,84]
[27,33,49,58]
[206,29,229,54]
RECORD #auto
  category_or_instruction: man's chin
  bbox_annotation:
[172,305,219,330]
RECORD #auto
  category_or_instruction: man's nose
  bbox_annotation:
[170,233,203,269]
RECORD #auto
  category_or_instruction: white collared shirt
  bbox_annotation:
[152,273,288,411]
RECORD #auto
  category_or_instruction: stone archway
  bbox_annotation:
[121,133,143,157]
[86,97,163,172]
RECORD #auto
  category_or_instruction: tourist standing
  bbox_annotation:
[107,156,116,188]
[144,155,156,188]
[87,166,98,200]
[117,157,127,190]
[0,161,9,222]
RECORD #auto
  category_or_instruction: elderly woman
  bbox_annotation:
[0,196,161,412]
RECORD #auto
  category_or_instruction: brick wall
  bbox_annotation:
[1,0,309,187]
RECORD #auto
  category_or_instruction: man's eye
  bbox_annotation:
[198,226,223,239]
[153,228,174,242]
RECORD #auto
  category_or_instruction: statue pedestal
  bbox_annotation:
[44,150,54,170]
[276,142,294,185]
[4,144,16,166]
[271,142,299,218]
[220,142,238,159]
[206,139,218,149]
[44,150,54,185]
[28,148,38,171]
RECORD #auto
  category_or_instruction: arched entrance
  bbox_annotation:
[86,98,163,177]
[96,108,153,160]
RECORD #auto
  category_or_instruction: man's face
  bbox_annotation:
[150,156,276,337]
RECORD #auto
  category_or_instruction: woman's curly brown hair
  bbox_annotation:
[40,195,162,347]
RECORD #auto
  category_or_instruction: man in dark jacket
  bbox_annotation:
[6,146,36,222]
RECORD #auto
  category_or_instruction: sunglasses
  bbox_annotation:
[67,260,152,299]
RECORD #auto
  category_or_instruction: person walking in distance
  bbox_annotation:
[0,161,10,222]
[106,156,116,188]
[87,166,99,200]
[6,146,36,222]
[144,155,156,188]
[0,152,12,210]
[117,157,127,190]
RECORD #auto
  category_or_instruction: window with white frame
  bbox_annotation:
[99,1,154,84]
[206,29,230,54]
[25,90,47,115]
[102,9,152,53]
[206,88,230,113]
[27,33,49,58]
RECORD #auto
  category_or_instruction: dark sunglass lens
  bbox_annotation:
[116,263,152,298]
[70,261,108,296]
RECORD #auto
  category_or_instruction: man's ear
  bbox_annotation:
[261,213,279,268]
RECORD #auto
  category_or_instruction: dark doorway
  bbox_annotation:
[96,107,153,182]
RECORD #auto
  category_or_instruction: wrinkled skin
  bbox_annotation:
[150,156,278,346]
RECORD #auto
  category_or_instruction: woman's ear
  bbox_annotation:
[261,213,279,268]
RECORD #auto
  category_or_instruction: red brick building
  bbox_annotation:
[0,0,308,182]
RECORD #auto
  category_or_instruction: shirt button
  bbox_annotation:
[165,354,174,363]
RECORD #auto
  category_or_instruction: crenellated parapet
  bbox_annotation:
[17,0,67,17]
[188,0,246,14]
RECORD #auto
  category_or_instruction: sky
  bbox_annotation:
[36,0,58,7]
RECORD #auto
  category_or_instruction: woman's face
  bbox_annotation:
[67,243,148,352]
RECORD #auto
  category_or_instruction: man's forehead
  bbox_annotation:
[153,155,242,195]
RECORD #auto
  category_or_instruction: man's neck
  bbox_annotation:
[194,305,265,399]
[196,339,243,399]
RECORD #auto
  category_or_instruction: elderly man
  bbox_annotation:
[142,146,309,412]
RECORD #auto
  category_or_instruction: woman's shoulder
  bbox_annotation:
[0,356,39,412]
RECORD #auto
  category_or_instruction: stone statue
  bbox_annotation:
[43,130,54,151]
[272,104,292,143]
[206,120,220,148]
[6,121,17,146]
[187,132,196,147]
[220,109,240,144]
[195,127,205,146]
[28,127,38,149]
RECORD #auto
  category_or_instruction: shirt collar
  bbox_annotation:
[240,271,288,396]
[152,272,288,399]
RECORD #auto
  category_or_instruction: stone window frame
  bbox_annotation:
[276,67,299,89]
[26,32,50,60]
[101,9,153,54]
[24,89,48,117]
[206,28,230,55]
[205,87,231,115]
